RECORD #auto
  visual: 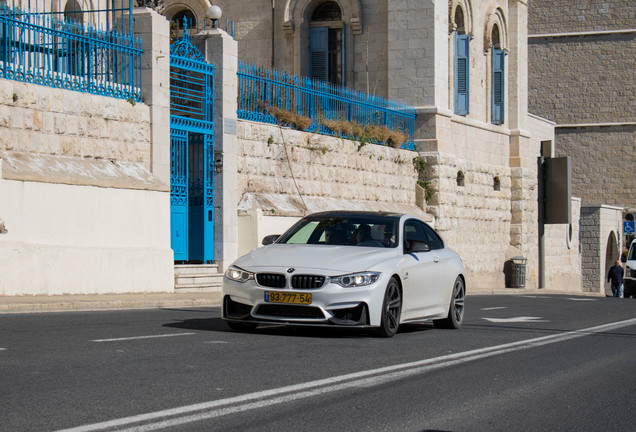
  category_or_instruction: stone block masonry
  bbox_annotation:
[237,121,420,216]
[0,80,152,169]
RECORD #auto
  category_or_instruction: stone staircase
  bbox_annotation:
[174,264,223,292]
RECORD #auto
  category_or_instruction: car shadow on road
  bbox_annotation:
[163,318,436,338]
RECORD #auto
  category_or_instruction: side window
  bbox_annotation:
[421,223,444,250]
[404,220,444,250]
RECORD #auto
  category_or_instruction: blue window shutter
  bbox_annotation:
[309,27,328,82]
[454,32,470,115]
[491,49,505,125]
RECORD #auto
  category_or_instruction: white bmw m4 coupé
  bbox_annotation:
[222,211,465,337]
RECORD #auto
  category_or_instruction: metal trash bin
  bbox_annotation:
[509,256,527,288]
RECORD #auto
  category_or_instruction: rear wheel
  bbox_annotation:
[226,321,258,332]
[376,277,402,337]
[434,276,465,329]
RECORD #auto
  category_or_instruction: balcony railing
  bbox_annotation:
[0,2,142,101]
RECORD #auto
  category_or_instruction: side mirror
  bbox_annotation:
[262,234,280,245]
[405,239,431,254]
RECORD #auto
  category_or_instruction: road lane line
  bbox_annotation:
[481,306,508,311]
[91,333,195,343]
[59,317,636,432]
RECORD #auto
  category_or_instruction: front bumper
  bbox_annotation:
[222,275,387,327]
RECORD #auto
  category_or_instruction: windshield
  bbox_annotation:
[629,243,636,261]
[277,215,399,248]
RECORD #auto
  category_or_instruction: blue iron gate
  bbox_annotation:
[170,32,215,262]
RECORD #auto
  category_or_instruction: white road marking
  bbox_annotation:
[0,348,5,351]
[519,295,551,299]
[481,306,508,311]
[566,298,597,301]
[58,317,636,432]
[482,316,548,323]
[91,333,195,343]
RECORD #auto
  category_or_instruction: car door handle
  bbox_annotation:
[433,256,439,263]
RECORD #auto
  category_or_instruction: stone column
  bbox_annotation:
[132,8,171,185]
[194,29,239,272]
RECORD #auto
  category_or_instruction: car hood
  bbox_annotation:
[233,244,399,274]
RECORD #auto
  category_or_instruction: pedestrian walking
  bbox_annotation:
[607,260,624,298]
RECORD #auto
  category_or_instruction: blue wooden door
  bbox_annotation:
[170,128,189,260]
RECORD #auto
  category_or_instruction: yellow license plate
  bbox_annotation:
[265,291,312,304]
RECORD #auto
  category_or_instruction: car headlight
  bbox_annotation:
[330,272,381,288]
[225,266,254,283]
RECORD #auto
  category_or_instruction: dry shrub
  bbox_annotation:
[268,106,311,131]
[387,130,409,148]
[323,119,355,137]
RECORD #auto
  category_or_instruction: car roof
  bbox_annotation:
[304,210,406,219]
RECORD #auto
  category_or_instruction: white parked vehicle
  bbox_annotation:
[222,211,466,337]
[624,239,636,298]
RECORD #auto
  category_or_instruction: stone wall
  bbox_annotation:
[528,0,635,34]
[0,80,152,168]
[527,0,635,212]
[580,205,624,294]
[556,126,635,208]
[421,152,512,290]
[236,120,420,216]
[545,198,582,292]
[528,35,635,125]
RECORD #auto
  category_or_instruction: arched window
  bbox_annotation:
[309,1,344,85]
[172,9,196,29]
[312,2,342,21]
[64,1,82,23]
[453,6,469,115]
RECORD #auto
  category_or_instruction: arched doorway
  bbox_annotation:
[604,231,619,296]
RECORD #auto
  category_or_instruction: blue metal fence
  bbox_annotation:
[237,62,416,150]
[0,2,142,101]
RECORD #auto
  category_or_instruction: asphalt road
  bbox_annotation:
[1,294,635,432]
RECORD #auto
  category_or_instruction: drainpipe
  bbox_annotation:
[271,0,275,68]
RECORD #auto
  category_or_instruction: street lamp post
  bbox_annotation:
[207,5,222,29]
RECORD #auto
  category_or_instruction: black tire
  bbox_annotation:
[376,277,402,337]
[226,321,258,332]
[433,276,465,329]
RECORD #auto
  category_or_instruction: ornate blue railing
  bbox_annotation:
[237,62,416,150]
[0,3,142,101]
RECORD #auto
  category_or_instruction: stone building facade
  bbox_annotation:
[152,0,583,292]
[0,1,585,296]
[528,1,635,209]
[527,0,634,291]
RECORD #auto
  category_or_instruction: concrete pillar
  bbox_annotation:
[194,29,239,272]
[132,8,171,186]
[506,0,528,134]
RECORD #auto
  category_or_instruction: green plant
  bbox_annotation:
[126,97,136,106]
[12,93,18,102]
[267,135,274,145]
[413,156,435,203]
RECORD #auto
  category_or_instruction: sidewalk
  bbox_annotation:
[0,288,604,314]
[0,291,223,314]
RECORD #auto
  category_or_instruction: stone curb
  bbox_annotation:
[0,292,223,314]
[0,289,605,315]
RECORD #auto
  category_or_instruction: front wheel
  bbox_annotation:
[433,276,465,329]
[376,277,402,337]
